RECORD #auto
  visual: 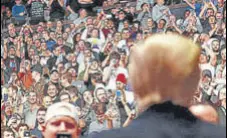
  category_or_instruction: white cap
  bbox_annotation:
[45,102,79,123]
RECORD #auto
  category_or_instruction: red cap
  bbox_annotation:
[116,73,127,84]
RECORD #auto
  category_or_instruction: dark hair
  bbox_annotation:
[141,3,148,9]
[93,103,107,115]
[2,127,15,137]
[110,51,121,60]
[59,92,71,100]
[37,106,47,114]
[18,123,29,130]
[90,73,103,83]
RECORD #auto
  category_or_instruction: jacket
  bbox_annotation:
[88,101,226,138]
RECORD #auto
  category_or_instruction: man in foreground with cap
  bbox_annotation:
[88,34,226,138]
[42,102,79,138]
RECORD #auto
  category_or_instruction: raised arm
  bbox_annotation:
[183,0,195,9]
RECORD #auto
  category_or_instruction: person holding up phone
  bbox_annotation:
[114,73,134,126]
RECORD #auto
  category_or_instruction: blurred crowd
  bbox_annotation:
[1,0,226,137]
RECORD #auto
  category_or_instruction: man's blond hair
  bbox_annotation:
[129,34,201,110]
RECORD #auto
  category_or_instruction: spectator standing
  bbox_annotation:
[152,0,170,23]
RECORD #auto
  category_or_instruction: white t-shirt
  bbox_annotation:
[104,66,128,90]
[125,90,135,105]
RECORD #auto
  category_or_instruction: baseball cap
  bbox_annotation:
[45,102,79,123]
[202,69,212,78]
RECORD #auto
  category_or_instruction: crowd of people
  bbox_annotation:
[1,0,226,137]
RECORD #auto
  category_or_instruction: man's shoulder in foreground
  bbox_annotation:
[88,102,226,138]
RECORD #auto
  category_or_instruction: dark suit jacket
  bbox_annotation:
[217,106,226,127]
[88,102,226,138]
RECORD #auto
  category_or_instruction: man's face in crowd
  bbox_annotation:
[42,116,78,138]
[5,104,13,116]
[123,21,129,29]
[147,19,153,27]
[60,75,69,86]
[86,18,93,26]
[157,0,164,5]
[80,9,87,17]
[9,47,16,57]
[199,53,208,64]
[96,89,108,103]
[207,9,214,18]
[202,75,212,85]
[216,13,223,20]
[3,131,14,138]
[114,33,122,41]
[58,63,65,74]
[8,87,16,97]
[29,48,35,58]
[211,40,220,52]
[122,30,130,39]
[29,92,37,104]
[47,85,58,98]
[83,91,93,104]
[221,48,226,60]
[62,33,68,40]
[37,111,46,124]
[24,60,31,71]
[56,21,63,28]
[91,29,99,38]
[32,71,40,80]
[35,40,41,48]
[68,68,77,77]
[15,0,21,5]
[43,96,53,108]
[119,12,126,20]
[116,81,125,90]
[47,21,53,28]
[90,60,99,70]
[158,20,166,29]
[219,88,226,101]
[218,0,224,7]
[57,37,63,45]
[185,11,191,19]
[8,24,16,36]
[130,6,136,13]
[60,94,70,103]
[54,47,61,57]
[84,49,92,58]
[37,26,44,33]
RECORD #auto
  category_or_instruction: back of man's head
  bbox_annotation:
[129,34,201,111]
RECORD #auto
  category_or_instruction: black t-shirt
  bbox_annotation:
[66,0,80,13]
[50,0,65,15]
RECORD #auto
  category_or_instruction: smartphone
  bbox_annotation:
[24,130,31,138]
[56,133,72,138]
[3,93,8,102]
[97,9,102,13]
[106,14,113,19]
[116,90,121,100]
